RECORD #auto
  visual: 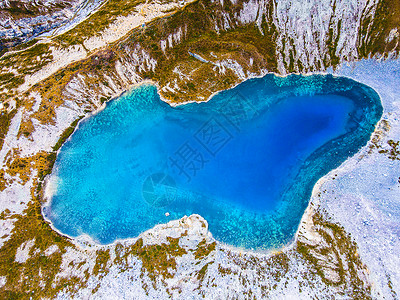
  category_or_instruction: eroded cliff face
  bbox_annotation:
[2,0,398,109]
[0,0,399,298]
[0,0,105,49]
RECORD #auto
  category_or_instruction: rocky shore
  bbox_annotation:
[0,0,399,298]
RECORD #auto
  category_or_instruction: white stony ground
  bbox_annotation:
[40,0,106,38]
[228,0,379,73]
[1,54,399,298]
[55,59,400,299]
[0,0,399,296]
[16,0,195,94]
[82,1,190,52]
[0,0,104,45]
[326,59,400,299]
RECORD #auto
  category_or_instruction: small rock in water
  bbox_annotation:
[165,212,170,217]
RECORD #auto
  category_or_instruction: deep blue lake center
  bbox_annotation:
[45,74,382,250]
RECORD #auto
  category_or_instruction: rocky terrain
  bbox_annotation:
[0,0,105,50]
[0,0,399,298]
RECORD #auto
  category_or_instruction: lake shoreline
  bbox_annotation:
[42,70,382,252]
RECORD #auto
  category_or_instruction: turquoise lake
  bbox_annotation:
[45,74,382,250]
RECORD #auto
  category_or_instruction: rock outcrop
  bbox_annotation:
[0,0,399,298]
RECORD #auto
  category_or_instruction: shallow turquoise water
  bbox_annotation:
[45,74,382,250]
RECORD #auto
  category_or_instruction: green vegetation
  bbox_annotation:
[9,39,40,53]
[0,109,17,150]
[0,198,75,299]
[326,16,342,68]
[1,42,52,75]
[358,0,400,57]
[0,1,68,19]
[115,237,188,281]
[54,0,148,47]
[0,41,52,102]
[194,240,216,260]
[385,272,398,299]
[116,0,278,103]
[378,140,400,160]
[296,211,372,298]
[93,249,111,277]
[265,252,290,282]
[217,264,233,276]
[0,0,396,297]
[196,261,213,283]
[53,116,84,151]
